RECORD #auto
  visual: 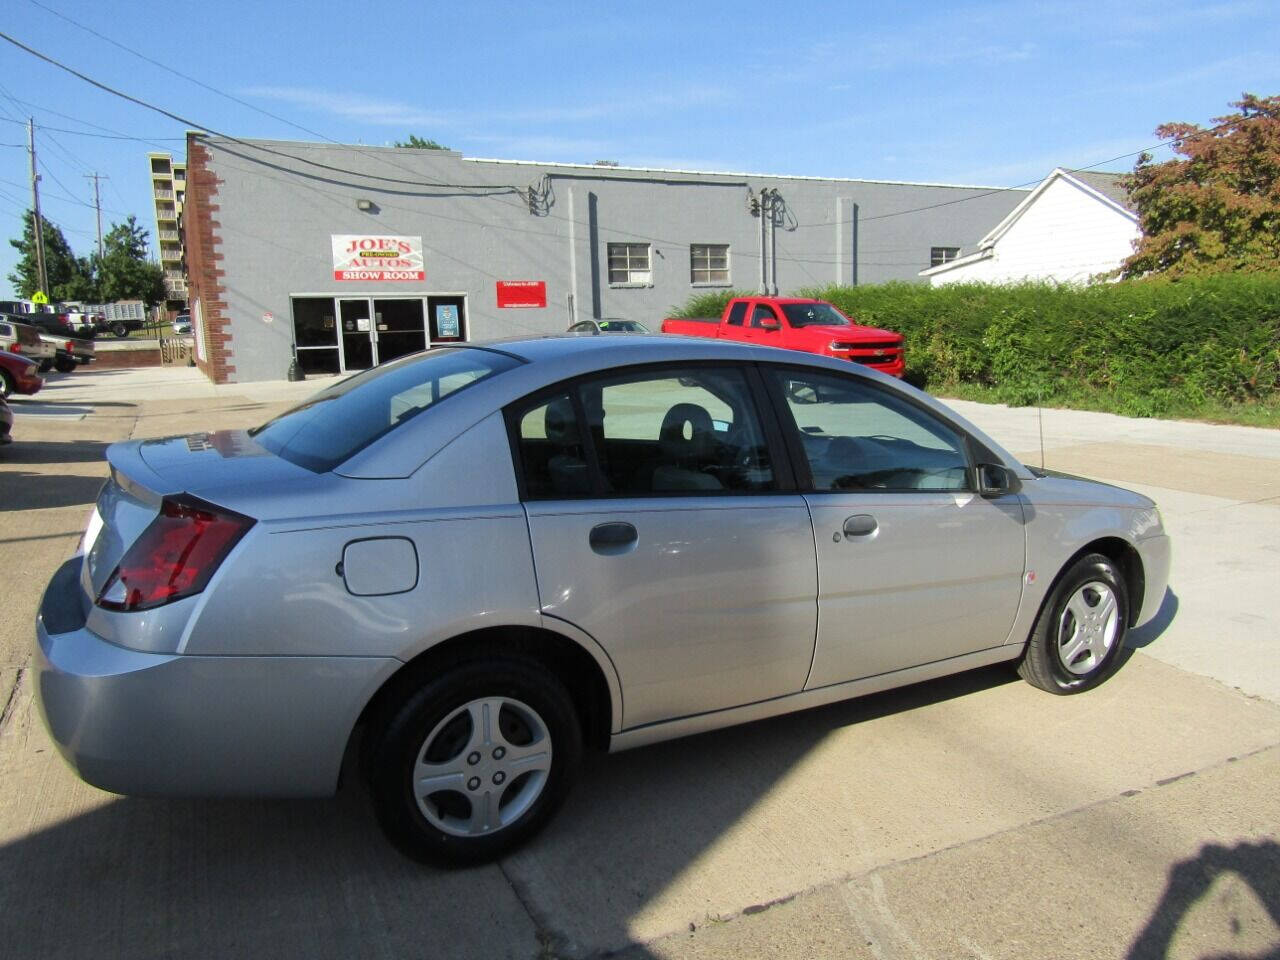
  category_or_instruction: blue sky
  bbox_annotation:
[1,0,1277,298]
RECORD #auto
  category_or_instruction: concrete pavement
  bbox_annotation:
[1,367,1277,959]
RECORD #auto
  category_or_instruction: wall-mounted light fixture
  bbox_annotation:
[356,198,374,211]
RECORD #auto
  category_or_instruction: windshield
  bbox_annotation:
[597,319,649,333]
[251,347,521,472]
[780,303,850,328]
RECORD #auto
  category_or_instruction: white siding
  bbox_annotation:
[930,176,1139,286]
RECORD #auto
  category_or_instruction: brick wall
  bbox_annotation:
[184,135,235,383]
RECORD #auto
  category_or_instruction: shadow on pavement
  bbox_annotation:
[0,666,1020,960]
[1127,839,1280,959]
[1128,588,1179,650]
[0,439,111,465]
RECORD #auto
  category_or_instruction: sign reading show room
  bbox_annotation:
[331,235,425,281]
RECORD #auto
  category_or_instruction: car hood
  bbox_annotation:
[1025,467,1155,509]
[794,323,901,342]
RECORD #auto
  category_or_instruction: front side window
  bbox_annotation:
[751,304,780,329]
[690,244,730,284]
[513,366,776,499]
[767,368,971,492]
[607,243,652,284]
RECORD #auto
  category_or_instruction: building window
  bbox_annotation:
[930,246,960,268]
[607,243,652,284]
[690,244,730,284]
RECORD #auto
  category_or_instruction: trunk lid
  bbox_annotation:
[84,431,317,596]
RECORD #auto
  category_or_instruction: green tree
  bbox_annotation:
[394,134,449,150]
[7,210,96,301]
[96,216,166,306]
[1122,93,1280,278]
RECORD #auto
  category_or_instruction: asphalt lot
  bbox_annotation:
[1,366,1278,960]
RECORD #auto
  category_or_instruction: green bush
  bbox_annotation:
[666,275,1280,418]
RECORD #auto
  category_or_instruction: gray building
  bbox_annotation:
[184,134,1027,383]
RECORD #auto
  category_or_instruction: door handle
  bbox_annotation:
[842,514,878,538]
[589,522,638,552]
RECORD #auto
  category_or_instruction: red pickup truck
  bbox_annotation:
[661,297,904,377]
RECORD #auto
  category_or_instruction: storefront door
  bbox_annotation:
[372,299,427,363]
[339,299,374,370]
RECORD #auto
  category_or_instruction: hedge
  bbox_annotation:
[669,275,1280,417]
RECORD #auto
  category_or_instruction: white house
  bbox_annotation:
[919,168,1140,286]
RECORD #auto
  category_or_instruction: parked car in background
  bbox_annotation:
[0,349,44,398]
[567,318,651,335]
[662,296,905,377]
[0,394,13,444]
[0,316,56,369]
[6,311,95,371]
[96,313,143,338]
[172,313,192,335]
[36,336,1169,866]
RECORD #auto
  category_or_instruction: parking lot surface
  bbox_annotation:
[2,367,1278,959]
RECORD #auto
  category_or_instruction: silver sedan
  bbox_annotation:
[35,335,1170,865]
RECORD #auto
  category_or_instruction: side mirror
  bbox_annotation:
[759,318,781,331]
[977,463,1021,498]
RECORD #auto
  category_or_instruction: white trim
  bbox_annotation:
[974,168,1137,250]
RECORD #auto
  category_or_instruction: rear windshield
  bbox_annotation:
[251,348,521,472]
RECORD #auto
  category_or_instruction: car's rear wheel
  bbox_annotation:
[54,356,76,373]
[370,657,582,865]
[0,369,13,399]
[111,321,129,338]
[38,360,52,373]
[1018,552,1129,694]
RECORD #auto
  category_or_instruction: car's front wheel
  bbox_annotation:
[1019,552,1129,694]
[0,369,13,399]
[370,657,582,865]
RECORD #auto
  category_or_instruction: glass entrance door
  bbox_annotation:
[373,299,427,364]
[339,299,373,371]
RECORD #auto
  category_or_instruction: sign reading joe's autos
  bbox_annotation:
[331,235,425,281]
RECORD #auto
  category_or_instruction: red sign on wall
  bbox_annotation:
[496,280,547,308]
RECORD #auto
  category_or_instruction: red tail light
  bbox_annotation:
[96,496,255,612]
[10,343,20,354]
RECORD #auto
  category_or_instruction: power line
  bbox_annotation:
[26,0,343,146]
[0,30,521,193]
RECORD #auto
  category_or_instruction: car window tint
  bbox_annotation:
[515,393,592,498]
[751,304,778,328]
[587,367,774,496]
[725,301,748,326]
[252,348,520,472]
[767,368,971,492]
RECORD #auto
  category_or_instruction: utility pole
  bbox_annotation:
[27,118,48,296]
[84,172,108,261]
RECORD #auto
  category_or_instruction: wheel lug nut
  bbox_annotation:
[467,752,481,765]
[493,747,506,760]
[493,772,506,785]
[467,776,481,790]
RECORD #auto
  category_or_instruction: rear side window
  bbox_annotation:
[725,301,748,327]
[512,365,776,499]
[252,348,520,472]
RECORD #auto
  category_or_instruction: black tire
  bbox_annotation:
[1018,552,1129,694]
[0,368,12,399]
[54,356,77,373]
[111,321,129,338]
[38,360,52,373]
[370,656,582,866]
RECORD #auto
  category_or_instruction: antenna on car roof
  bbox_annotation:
[1038,387,1045,469]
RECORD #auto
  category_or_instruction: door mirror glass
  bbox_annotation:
[977,463,1020,497]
